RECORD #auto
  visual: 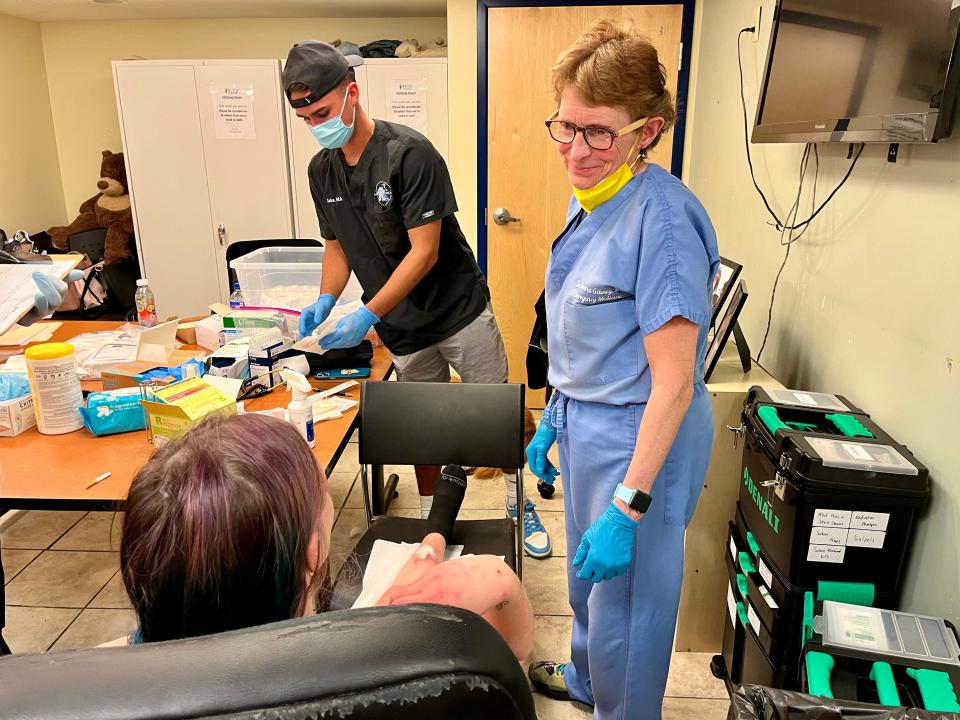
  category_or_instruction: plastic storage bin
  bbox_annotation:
[800,600,960,711]
[739,386,929,593]
[230,246,365,311]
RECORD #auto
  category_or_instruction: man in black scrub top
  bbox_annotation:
[282,41,552,559]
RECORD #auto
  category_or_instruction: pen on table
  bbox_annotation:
[85,472,111,490]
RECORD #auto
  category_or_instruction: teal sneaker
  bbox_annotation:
[507,499,552,558]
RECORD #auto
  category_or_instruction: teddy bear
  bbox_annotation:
[48,150,134,265]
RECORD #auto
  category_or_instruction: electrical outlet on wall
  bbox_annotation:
[752,5,762,42]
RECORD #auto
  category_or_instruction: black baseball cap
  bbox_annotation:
[283,40,363,108]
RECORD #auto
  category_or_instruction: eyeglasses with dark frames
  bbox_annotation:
[544,112,648,151]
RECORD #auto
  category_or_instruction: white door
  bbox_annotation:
[365,59,449,162]
[114,61,220,319]
[196,61,293,301]
[286,65,369,241]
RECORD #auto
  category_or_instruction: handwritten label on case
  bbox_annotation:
[850,512,890,532]
[808,545,846,564]
[810,526,849,547]
[847,529,886,549]
[813,509,852,528]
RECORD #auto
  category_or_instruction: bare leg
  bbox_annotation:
[415,465,440,495]
[375,533,446,606]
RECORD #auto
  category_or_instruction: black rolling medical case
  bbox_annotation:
[738,386,929,594]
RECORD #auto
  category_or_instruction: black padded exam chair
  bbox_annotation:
[330,382,526,611]
[0,605,537,720]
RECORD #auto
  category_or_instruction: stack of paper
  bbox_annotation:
[0,322,62,347]
[0,257,83,335]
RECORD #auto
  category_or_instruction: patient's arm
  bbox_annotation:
[376,539,534,662]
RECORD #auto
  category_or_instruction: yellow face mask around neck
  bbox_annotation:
[572,161,636,213]
[568,115,649,213]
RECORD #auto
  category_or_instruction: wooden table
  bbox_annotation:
[0,321,393,512]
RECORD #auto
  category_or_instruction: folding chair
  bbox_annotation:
[329,381,526,610]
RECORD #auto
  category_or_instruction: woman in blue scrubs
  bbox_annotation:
[526,20,720,720]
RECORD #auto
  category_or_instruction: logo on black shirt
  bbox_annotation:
[374,181,393,207]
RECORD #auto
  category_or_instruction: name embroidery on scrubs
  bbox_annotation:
[374,181,393,207]
[326,196,343,204]
[421,210,436,220]
[572,282,633,306]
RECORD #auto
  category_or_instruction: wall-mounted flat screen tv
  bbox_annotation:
[753,0,960,143]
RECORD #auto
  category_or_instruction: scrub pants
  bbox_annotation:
[556,385,714,720]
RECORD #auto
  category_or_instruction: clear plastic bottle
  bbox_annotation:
[229,282,245,310]
[134,279,157,328]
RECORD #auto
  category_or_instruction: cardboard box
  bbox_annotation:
[100,350,206,391]
[176,315,208,345]
[140,376,236,447]
[195,315,225,351]
[0,393,36,437]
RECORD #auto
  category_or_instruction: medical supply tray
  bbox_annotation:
[739,386,929,593]
[800,600,960,711]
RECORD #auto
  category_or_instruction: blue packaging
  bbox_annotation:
[79,387,148,436]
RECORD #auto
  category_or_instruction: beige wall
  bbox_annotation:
[40,17,447,214]
[685,1,959,620]
[0,13,66,232]
[446,0,478,253]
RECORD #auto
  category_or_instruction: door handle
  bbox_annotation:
[493,207,521,225]
[217,224,225,246]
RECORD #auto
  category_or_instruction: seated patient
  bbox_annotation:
[120,413,533,661]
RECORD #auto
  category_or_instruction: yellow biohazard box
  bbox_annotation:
[140,376,236,446]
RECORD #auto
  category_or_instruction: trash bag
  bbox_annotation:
[729,685,960,720]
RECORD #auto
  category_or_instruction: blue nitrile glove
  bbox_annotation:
[525,418,560,485]
[573,502,639,583]
[319,306,379,350]
[299,293,337,338]
[22,270,83,325]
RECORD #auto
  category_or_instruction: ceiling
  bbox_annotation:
[0,0,447,22]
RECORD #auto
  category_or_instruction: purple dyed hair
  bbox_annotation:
[120,412,329,642]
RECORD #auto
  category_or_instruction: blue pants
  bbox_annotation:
[556,386,713,719]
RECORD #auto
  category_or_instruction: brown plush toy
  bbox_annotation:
[48,150,134,265]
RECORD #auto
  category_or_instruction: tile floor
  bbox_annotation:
[1,431,730,719]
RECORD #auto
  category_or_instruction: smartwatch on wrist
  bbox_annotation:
[613,483,652,515]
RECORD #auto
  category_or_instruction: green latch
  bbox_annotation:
[736,601,749,627]
[817,580,875,607]
[758,405,789,434]
[805,651,835,698]
[786,421,818,431]
[870,662,902,707]
[907,668,960,712]
[827,413,874,438]
[802,591,815,646]
[736,573,748,597]
[745,531,760,558]
[738,551,756,575]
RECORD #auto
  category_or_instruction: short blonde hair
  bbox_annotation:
[552,19,675,155]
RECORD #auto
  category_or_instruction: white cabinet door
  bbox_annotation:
[364,59,448,162]
[195,61,293,301]
[286,65,369,241]
[114,62,220,319]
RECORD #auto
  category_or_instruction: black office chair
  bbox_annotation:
[0,605,537,720]
[224,238,323,289]
[329,381,526,610]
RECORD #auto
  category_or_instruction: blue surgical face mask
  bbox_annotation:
[310,91,355,149]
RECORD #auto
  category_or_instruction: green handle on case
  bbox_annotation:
[870,662,902,707]
[736,573,748,597]
[805,651,835,698]
[746,531,760,557]
[907,668,960,712]
[738,551,756,574]
[736,602,749,627]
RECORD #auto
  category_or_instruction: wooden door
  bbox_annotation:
[195,61,293,302]
[286,64,369,242]
[487,5,683,405]
[114,61,219,319]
